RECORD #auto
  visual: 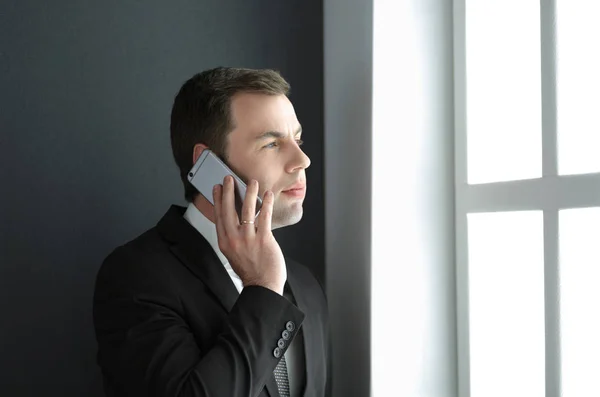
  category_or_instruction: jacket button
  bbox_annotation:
[285,321,295,332]
[278,338,286,349]
[273,347,282,358]
[282,330,291,340]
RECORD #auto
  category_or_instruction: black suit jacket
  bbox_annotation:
[92,205,330,397]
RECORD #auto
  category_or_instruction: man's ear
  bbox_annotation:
[192,143,209,164]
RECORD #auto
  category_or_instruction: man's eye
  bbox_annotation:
[263,139,303,149]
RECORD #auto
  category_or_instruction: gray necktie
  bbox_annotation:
[273,355,290,397]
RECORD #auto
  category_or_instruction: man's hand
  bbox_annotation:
[212,175,287,295]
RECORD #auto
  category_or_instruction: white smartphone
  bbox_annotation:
[187,150,262,219]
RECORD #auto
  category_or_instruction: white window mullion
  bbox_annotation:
[541,2,561,395]
[541,0,558,178]
[544,210,561,397]
[453,0,471,396]
[455,193,471,397]
[464,174,600,213]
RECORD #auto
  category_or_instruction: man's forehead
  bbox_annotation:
[231,93,293,115]
[230,93,300,133]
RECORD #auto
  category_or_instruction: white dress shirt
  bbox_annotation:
[183,203,303,397]
[183,203,244,292]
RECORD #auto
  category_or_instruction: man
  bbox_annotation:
[93,67,331,397]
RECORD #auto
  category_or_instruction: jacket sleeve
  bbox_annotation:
[93,246,305,397]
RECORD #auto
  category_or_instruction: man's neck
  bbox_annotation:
[192,196,216,224]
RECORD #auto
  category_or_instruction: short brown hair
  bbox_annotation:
[170,67,291,202]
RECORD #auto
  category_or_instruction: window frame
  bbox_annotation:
[453,1,600,396]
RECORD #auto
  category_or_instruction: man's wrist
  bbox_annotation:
[243,280,284,296]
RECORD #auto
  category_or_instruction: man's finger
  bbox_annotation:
[213,184,227,239]
[221,175,238,234]
[240,179,259,233]
[257,190,273,236]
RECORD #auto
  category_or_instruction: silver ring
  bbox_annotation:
[240,220,255,225]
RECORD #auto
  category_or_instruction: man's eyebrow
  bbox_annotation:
[255,126,303,141]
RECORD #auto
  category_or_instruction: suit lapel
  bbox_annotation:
[157,205,239,312]
[264,374,280,397]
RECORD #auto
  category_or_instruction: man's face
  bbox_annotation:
[225,93,311,229]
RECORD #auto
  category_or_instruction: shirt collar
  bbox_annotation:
[183,203,228,266]
[183,203,245,293]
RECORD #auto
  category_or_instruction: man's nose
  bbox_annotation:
[287,144,311,173]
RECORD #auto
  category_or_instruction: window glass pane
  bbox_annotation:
[556,2,600,175]
[468,211,545,397]
[466,0,542,184]
[559,207,600,397]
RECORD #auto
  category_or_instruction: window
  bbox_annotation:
[455,1,600,396]
[556,2,600,175]
[467,211,545,397]
[559,207,600,397]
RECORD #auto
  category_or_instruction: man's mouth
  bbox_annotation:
[282,182,306,198]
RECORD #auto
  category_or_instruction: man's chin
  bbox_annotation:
[271,207,304,230]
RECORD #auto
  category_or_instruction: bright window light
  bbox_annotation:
[559,207,600,397]
[466,0,542,184]
[467,211,545,397]
[556,1,600,175]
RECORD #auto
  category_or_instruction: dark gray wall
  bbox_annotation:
[0,1,324,395]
